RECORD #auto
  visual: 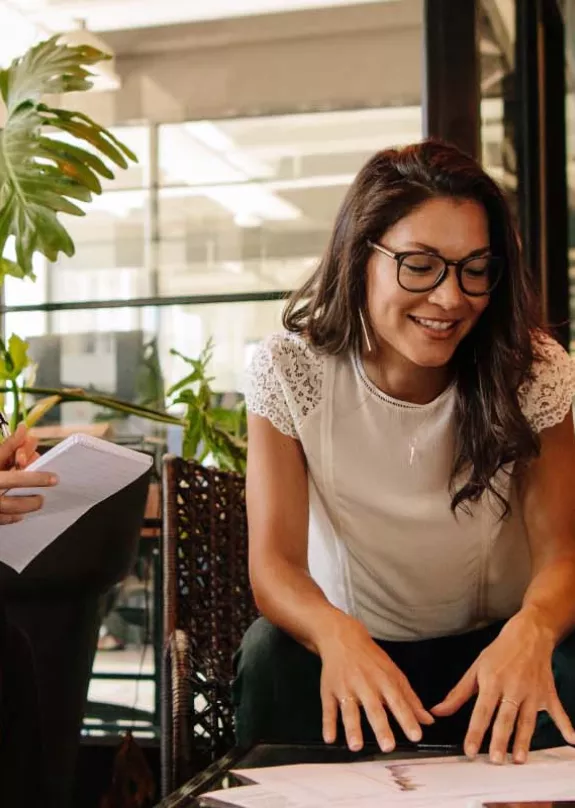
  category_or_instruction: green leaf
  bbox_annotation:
[38,136,114,180]
[0,37,111,112]
[45,115,129,169]
[8,333,29,375]
[0,37,137,277]
[0,257,27,280]
[42,106,138,163]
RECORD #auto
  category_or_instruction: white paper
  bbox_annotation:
[0,433,152,572]
[202,747,575,808]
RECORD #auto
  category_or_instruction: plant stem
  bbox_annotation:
[10,379,20,431]
[8,385,185,426]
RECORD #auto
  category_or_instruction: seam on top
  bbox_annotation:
[352,352,456,410]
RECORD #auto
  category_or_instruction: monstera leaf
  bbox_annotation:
[0,36,137,279]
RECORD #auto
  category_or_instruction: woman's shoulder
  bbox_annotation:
[254,330,322,365]
[519,330,575,432]
[244,331,326,437]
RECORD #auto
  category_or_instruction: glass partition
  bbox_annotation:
[479,0,517,209]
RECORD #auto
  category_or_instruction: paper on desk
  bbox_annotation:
[0,433,152,572]
[202,747,575,808]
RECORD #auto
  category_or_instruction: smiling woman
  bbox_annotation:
[235,139,575,767]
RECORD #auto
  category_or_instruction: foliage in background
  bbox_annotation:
[0,37,247,473]
[167,340,247,474]
[0,333,247,474]
[0,37,137,279]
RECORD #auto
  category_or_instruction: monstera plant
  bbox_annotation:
[0,37,246,472]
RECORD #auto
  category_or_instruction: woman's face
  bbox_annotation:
[365,196,491,369]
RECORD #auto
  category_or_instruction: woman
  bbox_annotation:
[234,140,575,766]
[0,423,59,802]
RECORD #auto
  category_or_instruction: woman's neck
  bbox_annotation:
[361,345,452,405]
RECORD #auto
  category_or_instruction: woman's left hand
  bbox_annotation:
[0,423,39,470]
[431,609,575,764]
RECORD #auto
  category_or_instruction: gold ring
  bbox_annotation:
[500,697,520,709]
[339,696,357,707]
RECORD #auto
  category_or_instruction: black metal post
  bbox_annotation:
[423,0,481,158]
[516,0,570,344]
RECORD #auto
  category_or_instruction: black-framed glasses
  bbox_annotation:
[367,240,502,297]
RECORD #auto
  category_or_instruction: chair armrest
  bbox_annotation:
[162,629,192,797]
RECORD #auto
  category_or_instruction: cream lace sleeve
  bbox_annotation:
[519,332,575,432]
[244,333,323,439]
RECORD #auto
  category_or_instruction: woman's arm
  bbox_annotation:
[517,411,575,641]
[246,412,345,654]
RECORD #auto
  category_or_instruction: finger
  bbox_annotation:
[0,513,23,524]
[0,423,27,464]
[340,697,363,752]
[401,683,435,726]
[512,700,538,764]
[0,494,44,515]
[0,470,58,489]
[15,436,38,469]
[464,686,500,759]
[489,698,522,764]
[361,694,395,752]
[321,692,338,745]
[546,689,575,746]
[432,665,477,717]
[383,684,423,743]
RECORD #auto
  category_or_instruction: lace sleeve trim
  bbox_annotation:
[519,333,575,432]
[244,333,324,438]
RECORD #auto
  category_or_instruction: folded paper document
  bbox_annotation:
[0,433,152,572]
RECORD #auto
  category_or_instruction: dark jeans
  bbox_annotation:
[0,608,45,803]
[232,617,575,750]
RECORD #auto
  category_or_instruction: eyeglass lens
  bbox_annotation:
[399,253,500,295]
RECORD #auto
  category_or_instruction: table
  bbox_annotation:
[154,743,460,808]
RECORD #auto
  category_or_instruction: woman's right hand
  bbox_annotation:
[318,615,434,752]
[0,426,58,524]
[0,469,58,524]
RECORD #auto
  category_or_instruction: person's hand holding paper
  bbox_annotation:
[0,423,58,525]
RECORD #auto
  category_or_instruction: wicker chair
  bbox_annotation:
[161,455,258,797]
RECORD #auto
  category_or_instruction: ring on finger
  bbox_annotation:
[500,697,520,709]
[339,696,357,707]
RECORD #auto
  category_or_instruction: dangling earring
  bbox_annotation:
[359,310,373,353]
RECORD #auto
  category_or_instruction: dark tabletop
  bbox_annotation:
[154,742,461,808]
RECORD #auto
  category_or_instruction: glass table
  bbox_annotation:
[155,742,461,808]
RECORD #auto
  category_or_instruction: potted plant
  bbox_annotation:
[0,36,246,473]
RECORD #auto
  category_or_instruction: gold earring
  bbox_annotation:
[359,310,373,353]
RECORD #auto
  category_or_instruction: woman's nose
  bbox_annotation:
[427,267,467,309]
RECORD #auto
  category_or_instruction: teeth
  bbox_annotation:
[413,317,455,331]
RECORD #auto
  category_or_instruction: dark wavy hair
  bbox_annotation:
[283,140,542,515]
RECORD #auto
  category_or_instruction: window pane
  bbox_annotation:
[5,300,283,427]
[479,0,517,208]
[158,107,422,297]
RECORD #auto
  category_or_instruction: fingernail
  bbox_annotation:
[466,744,478,759]
[514,751,526,764]
[49,475,59,485]
[408,729,422,743]
[423,714,435,725]
[323,733,334,745]
[382,739,395,753]
[492,752,503,765]
[350,737,362,751]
